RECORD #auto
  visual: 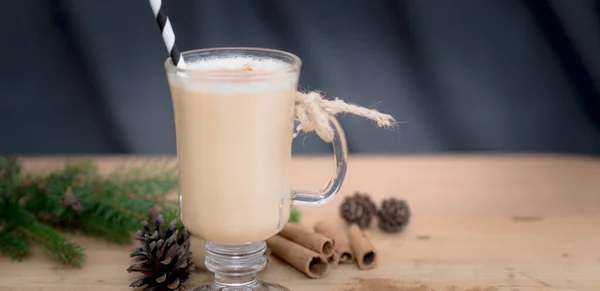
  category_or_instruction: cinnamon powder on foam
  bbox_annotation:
[216,64,266,72]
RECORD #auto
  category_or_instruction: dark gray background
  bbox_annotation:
[1,0,600,155]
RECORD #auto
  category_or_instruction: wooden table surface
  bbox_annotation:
[1,154,600,291]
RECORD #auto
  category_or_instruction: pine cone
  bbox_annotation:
[377,198,410,233]
[340,194,373,229]
[62,186,83,213]
[351,192,377,217]
[128,214,194,291]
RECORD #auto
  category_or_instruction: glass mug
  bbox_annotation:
[164,48,347,291]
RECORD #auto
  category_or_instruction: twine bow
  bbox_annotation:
[294,91,396,142]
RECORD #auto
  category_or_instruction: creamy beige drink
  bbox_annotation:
[167,56,297,244]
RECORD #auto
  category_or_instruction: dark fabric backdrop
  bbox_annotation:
[1,0,600,155]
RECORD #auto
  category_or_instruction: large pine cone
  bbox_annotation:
[127,214,194,291]
[340,193,376,229]
[377,198,410,233]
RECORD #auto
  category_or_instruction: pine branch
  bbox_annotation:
[84,200,146,244]
[19,164,175,244]
[0,226,30,260]
[0,156,180,267]
[33,213,133,245]
[0,156,20,203]
[94,196,147,223]
[79,219,132,245]
[89,181,158,241]
[0,156,31,261]
[104,160,178,200]
[16,209,85,267]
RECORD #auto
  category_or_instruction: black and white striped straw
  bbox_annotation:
[149,0,186,69]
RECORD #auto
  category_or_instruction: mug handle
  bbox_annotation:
[292,115,348,205]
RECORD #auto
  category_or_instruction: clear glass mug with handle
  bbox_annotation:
[164,47,348,291]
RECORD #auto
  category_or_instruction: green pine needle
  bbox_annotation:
[162,208,185,231]
[0,227,30,261]
[21,212,86,267]
[79,216,133,245]
[289,207,301,224]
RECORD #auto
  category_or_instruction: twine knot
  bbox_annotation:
[294,91,396,142]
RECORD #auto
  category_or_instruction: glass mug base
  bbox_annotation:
[190,282,290,291]
[188,241,290,291]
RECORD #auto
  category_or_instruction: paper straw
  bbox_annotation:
[148,0,186,69]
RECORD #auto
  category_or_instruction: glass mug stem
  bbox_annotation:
[292,115,348,205]
[203,242,268,290]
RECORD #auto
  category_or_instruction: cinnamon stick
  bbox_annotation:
[279,223,335,256]
[348,224,377,270]
[266,235,329,279]
[327,251,340,269]
[314,220,354,263]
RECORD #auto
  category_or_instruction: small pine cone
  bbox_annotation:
[377,198,410,233]
[351,192,377,217]
[62,186,84,213]
[340,195,372,229]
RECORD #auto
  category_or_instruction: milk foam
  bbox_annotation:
[170,56,298,94]
[187,56,290,72]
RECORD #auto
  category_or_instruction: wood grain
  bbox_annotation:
[1,154,600,291]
